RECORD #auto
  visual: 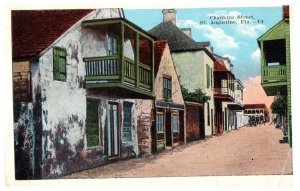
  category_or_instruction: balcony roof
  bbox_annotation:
[82,17,156,41]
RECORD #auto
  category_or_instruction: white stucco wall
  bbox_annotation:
[36,8,124,177]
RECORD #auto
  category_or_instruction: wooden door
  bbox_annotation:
[199,106,205,138]
[107,103,120,159]
[165,112,172,147]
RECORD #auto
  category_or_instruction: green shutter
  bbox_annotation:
[86,98,100,147]
[53,47,66,81]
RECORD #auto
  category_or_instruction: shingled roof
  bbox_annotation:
[148,21,200,52]
[12,9,94,59]
[196,41,210,48]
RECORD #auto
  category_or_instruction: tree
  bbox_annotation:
[271,95,287,115]
[181,86,211,103]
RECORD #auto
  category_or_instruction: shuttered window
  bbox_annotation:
[206,64,211,89]
[86,98,100,148]
[53,47,67,81]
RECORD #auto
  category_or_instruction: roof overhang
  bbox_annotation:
[82,17,156,41]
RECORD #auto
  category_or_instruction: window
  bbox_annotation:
[206,64,211,89]
[122,102,133,142]
[163,77,172,99]
[107,35,118,55]
[86,98,100,148]
[172,114,179,132]
[156,113,164,133]
[207,102,210,126]
[53,47,67,81]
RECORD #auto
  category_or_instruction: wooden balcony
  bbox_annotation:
[262,65,287,82]
[82,18,155,98]
[214,87,235,101]
[84,56,153,97]
[261,65,287,96]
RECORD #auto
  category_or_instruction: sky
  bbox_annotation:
[124,7,282,83]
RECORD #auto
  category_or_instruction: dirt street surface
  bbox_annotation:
[64,124,292,178]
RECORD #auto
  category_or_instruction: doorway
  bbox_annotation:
[107,102,120,159]
[165,111,172,147]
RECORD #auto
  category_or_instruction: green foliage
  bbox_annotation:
[181,86,211,103]
[271,95,287,115]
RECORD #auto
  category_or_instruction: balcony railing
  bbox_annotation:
[84,56,152,92]
[214,87,234,96]
[262,65,287,82]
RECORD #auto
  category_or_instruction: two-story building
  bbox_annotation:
[149,9,215,138]
[257,5,291,146]
[227,79,245,130]
[243,104,269,126]
[12,9,156,179]
[213,56,235,134]
[136,40,185,154]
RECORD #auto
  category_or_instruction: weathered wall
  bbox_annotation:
[14,103,34,179]
[155,44,184,104]
[35,9,124,178]
[13,61,31,102]
[135,99,153,155]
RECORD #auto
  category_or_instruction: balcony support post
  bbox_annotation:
[260,41,266,80]
[151,41,155,92]
[120,23,125,83]
[135,33,140,88]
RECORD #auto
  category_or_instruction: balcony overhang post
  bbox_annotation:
[260,41,266,81]
[135,33,140,88]
[120,22,125,83]
[151,41,155,92]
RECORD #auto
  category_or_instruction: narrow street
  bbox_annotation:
[64,123,292,178]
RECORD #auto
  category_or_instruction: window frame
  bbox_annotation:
[107,34,118,56]
[122,102,133,143]
[172,112,179,133]
[53,47,67,81]
[163,76,172,100]
[156,112,165,133]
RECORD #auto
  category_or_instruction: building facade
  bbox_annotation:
[12,9,157,179]
[149,9,215,138]
[257,5,291,146]
[243,104,269,126]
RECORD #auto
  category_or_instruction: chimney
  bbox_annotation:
[162,9,177,25]
[181,28,192,38]
[283,5,289,20]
